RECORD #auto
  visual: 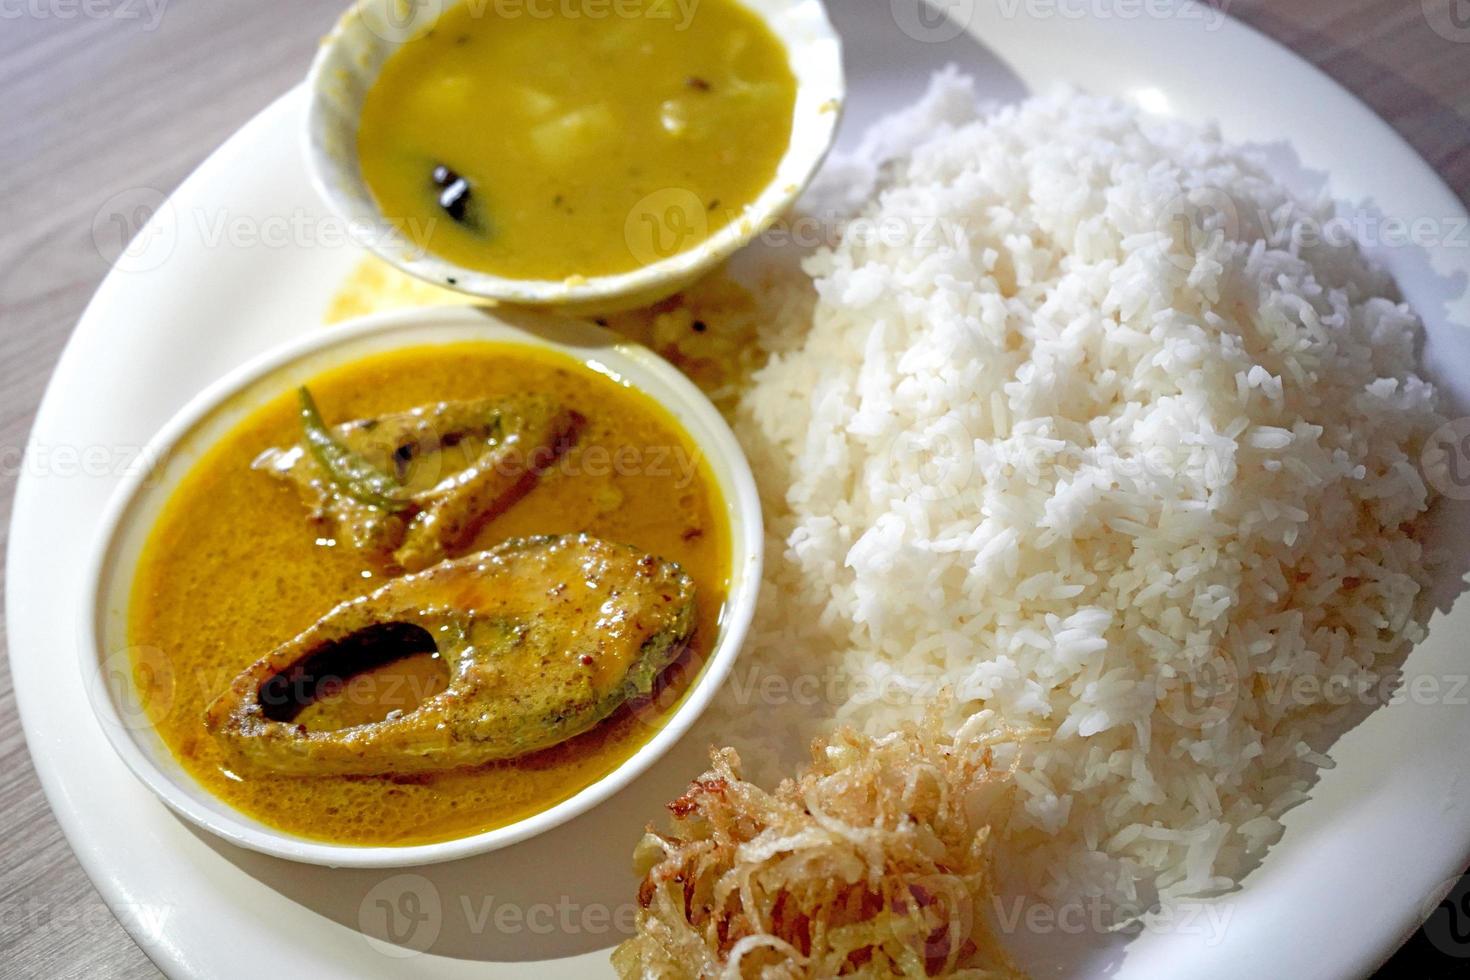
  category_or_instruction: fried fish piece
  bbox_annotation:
[204,534,697,776]
[254,393,585,571]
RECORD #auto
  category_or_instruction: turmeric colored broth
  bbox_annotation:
[356,0,796,280]
[128,342,729,845]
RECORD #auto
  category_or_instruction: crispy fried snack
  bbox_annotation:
[613,717,1027,979]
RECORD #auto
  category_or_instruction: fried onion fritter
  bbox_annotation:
[614,716,1028,979]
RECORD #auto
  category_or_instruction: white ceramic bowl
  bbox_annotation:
[304,0,844,313]
[79,305,763,868]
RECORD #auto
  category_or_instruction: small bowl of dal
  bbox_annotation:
[304,0,844,314]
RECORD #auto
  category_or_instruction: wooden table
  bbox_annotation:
[2,1,1466,976]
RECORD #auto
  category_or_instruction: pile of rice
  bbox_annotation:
[706,73,1445,910]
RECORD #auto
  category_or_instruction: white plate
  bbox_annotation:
[10,3,1470,978]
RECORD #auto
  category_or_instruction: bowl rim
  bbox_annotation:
[301,0,845,309]
[78,304,764,868]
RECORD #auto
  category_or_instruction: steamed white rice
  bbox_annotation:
[707,72,1445,909]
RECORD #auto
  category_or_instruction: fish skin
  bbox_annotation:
[204,535,697,776]
[254,395,585,571]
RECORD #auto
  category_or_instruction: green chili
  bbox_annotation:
[297,387,411,512]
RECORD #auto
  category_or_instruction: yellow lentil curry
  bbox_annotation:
[128,343,728,845]
[356,0,797,280]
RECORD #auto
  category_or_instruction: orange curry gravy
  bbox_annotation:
[128,342,729,845]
